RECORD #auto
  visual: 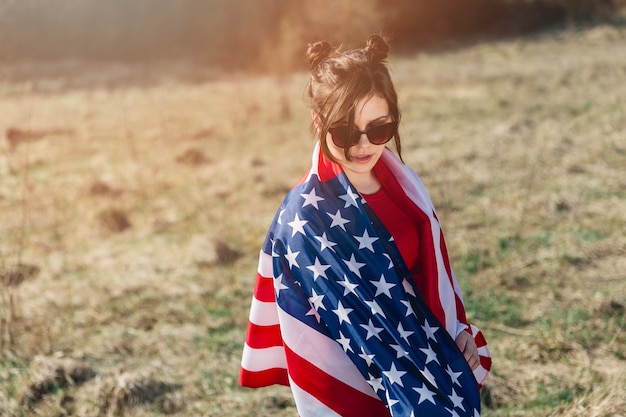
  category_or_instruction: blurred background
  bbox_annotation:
[1,0,624,72]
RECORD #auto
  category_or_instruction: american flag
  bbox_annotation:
[240,143,491,417]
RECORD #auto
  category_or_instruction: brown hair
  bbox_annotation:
[305,34,402,162]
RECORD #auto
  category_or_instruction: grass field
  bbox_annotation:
[1,24,625,416]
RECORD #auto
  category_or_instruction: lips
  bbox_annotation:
[352,154,373,164]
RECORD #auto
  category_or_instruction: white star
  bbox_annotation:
[314,232,337,252]
[446,365,463,386]
[305,305,321,322]
[397,322,414,343]
[333,300,354,324]
[300,187,324,209]
[338,274,359,296]
[391,344,409,358]
[449,387,466,411]
[359,347,375,366]
[474,409,480,417]
[339,187,359,208]
[372,274,396,298]
[402,278,416,296]
[385,390,399,409]
[420,344,440,365]
[413,383,437,405]
[383,253,393,269]
[354,229,378,252]
[287,213,308,237]
[400,300,413,317]
[274,274,288,296]
[446,407,461,417]
[306,257,330,280]
[343,253,366,277]
[360,319,384,340]
[327,209,350,231]
[365,298,387,318]
[421,366,438,388]
[308,288,326,311]
[284,245,300,269]
[336,331,353,353]
[367,375,384,393]
[383,362,406,387]
[277,208,286,225]
[422,320,439,341]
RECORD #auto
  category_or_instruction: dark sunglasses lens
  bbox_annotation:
[329,127,351,148]
[367,123,396,144]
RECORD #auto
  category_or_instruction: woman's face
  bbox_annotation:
[326,94,391,186]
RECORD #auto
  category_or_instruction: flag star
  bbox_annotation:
[274,273,289,296]
[308,288,326,311]
[365,299,387,318]
[306,257,330,280]
[372,274,396,298]
[474,409,480,417]
[421,366,438,388]
[300,187,324,209]
[383,253,393,269]
[284,245,300,269]
[402,278,417,297]
[367,374,384,393]
[360,319,384,340]
[449,388,466,411]
[354,229,378,252]
[385,390,399,409]
[420,344,440,365]
[413,383,437,405]
[333,301,354,325]
[446,407,461,417]
[391,344,409,358]
[327,209,350,231]
[343,253,366,277]
[339,187,359,208]
[314,232,337,252]
[400,300,413,317]
[287,213,308,237]
[359,347,375,366]
[338,274,359,296]
[422,320,439,341]
[305,305,321,322]
[277,208,286,225]
[446,365,463,386]
[336,331,353,353]
[397,322,414,343]
[383,363,406,387]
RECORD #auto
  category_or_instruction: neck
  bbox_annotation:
[346,171,381,195]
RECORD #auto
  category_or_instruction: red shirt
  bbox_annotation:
[362,186,420,273]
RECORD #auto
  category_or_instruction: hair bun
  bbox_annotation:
[306,41,333,70]
[365,34,389,61]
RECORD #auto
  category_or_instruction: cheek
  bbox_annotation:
[326,133,347,162]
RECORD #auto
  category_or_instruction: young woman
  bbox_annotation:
[240,34,491,417]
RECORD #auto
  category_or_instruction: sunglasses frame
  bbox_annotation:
[328,121,397,149]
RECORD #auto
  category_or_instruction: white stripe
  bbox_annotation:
[241,343,287,372]
[289,376,343,417]
[258,250,273,278]
[249,298,279,326]
[278,305,378,398]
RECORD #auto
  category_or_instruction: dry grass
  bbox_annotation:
[1,25,625,416]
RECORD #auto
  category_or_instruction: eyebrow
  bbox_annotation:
[333,114,390,127]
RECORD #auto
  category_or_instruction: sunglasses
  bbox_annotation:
[328,121,397,149]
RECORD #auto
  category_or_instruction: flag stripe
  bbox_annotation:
[254,273,275,302]
[245,322,283,349]
[285,344,390,417]
[278,307,379,397]
[240,366,289,388]
[241,344,287,372]
[249,298,279,326]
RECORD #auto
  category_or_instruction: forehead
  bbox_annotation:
[337,94,389,123]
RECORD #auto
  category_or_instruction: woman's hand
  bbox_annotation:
[455,330,480,370]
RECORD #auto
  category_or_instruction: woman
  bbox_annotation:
[240,35,491,417]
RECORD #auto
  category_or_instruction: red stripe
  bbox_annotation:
[239,367,290,388]
[284,344,390,417]
[245,322,284,349]
[254,274,275,303]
